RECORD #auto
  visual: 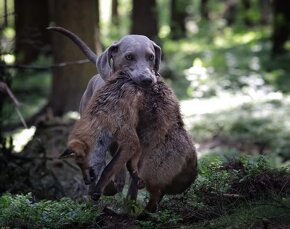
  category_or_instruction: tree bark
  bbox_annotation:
[112,0,119,26]
[14,0,50,64]
[272,0,290,56]
[49,0,97,116]
[200,0,209,21]
[131,0,158,42]
[170,0,190,40]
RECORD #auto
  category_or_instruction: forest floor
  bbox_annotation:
[1,27,290,228]
[1,99,290,228]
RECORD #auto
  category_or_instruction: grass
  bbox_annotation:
[195,198,290,229]
[0,193,100,228]
[0,154,289,228]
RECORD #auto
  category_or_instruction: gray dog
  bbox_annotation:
[49,27,161,195]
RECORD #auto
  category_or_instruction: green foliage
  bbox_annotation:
[162,153,290,228]
[0,193,100,228]
[196,198,290,229]
[191,98,290,161]
[3,56,52,127]
[137,209,182,228]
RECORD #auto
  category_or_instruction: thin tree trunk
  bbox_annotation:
[170,0,190,40]
[112,0,119,27]
[49,0,97,116]
[131,0,158,41]
[272,0,290,56]
[200,0,209,21]
[14,0,50,64]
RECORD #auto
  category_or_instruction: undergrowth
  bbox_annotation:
[0,193,100,228]
[1,154,289,228]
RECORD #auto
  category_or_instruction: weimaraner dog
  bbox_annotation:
[48,27,161,196]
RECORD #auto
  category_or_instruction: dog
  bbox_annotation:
[49,26,161,194]
[62,71,147,197]
[50,28,198,214]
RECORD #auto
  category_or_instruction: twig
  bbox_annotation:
[1,59,90,72]
[222,193,245,198]
[0,82,20,106]
[3,149,58,161]
[210,192,245,198]
[15,107,28,129]
[62,159,79,171]
[0,82,27,128]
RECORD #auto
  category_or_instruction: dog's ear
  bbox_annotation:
[96,42,119,80]
[59,148,75,159]
[152,42,162,73]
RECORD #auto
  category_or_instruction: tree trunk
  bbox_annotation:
[14,0,50,64]
[95,0,102,54]
[222,0,238,26]
[200,0,209,21]
[112,0,119,26]
[242,0,252,26]
[131,0,158,41]
[170,0,190,40]
[272,0,290,56]
[49,0,97,116]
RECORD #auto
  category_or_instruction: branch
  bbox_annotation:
[1,59,90,72]
[0,82,27,128]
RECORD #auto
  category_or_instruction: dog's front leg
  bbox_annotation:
[89,131,113,182]
[90,131,142,201]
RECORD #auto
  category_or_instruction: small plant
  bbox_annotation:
[137,209,182,228]
[0,193,100,228]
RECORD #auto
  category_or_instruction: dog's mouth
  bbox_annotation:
[118,71,156,88]
[118,71,130,79]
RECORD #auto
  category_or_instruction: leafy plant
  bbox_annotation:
[0,193,100,228]
[137,209,182,228]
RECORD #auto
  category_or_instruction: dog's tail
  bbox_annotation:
[47,26,97,64]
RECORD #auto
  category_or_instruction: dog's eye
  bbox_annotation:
[148,54,154,61]
[125,54,134,61]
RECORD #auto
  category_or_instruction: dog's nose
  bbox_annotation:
[140,76,153,87]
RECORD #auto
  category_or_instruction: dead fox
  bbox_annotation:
[62,71,197,213]
[61,71,146,198]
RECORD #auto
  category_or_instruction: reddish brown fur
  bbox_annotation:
[135,78,197,213]
[66,71,198,214]
[66,72,144,190]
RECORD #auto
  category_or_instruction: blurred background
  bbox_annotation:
[0,0,290,227]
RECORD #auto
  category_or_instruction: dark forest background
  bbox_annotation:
[1,0,290,228]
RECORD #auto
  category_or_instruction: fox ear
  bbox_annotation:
[59,148,75,159]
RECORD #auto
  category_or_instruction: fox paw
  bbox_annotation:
[137,179,145,189]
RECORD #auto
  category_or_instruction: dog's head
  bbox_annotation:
[97,35,161,87]
[47,27,161,87]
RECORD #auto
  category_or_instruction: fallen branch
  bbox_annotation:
[0,82,27,128]
[209,192,245,198]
